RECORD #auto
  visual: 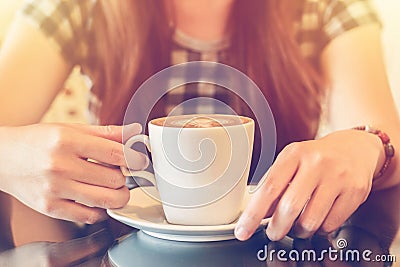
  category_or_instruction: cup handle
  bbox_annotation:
[120,134,156,186]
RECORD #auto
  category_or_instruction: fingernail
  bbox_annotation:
[125,150,149,170]
[235,225,250,241]
[266,226,279,241]
[123,123,143,136]
[265,228,274,240]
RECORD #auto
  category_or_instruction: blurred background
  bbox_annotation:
[1,0,399,113]
[3,0,398,112]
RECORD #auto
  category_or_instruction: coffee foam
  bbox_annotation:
[151,115,249,128]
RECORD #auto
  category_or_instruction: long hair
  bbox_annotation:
[86,0,324,152]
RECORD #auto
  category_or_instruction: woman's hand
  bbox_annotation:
[0,123,147,224]
[235,129,383,241]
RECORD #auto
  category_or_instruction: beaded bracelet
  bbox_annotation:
[353,126,395,179]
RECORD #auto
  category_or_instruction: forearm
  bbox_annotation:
[320,24,400,190]
[0,15,73,126]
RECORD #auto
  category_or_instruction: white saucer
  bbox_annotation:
[107,186,270,242]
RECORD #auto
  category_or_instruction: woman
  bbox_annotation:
[0,0,398,243]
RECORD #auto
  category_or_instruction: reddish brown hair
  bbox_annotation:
[86,0,323,152]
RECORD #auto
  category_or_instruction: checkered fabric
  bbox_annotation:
[296,0,380,64]
[19,0,94,64]
[19,0,380,117]
[165,31,236,115]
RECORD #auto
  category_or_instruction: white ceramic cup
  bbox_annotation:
[121,114,254,226]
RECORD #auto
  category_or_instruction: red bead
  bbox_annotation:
[378,132,390,144]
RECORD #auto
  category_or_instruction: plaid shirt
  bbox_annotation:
[20,0,380,121]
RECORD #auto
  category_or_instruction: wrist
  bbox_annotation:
[352,126,395,180]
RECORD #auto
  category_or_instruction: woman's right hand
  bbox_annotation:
[0,123,147,224]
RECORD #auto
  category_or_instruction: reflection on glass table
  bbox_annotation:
[0,184,399,266]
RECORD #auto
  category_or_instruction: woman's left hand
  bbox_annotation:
[235,129,383,241]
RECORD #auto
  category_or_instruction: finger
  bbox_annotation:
[65,123,142,143]
[293,184,338,238]
[319,193,361,234]
[265,197,280,218]
[266,166,319,241]
[70,159,126,189]
[235,149,300,241]
[73,133,148,170]
[46,199,108,224]
[60,180,130,210]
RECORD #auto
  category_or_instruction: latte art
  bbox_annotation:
[181,117,223,128]
[151,114,250,128]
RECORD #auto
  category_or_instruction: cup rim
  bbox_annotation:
[149,114,254,128]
